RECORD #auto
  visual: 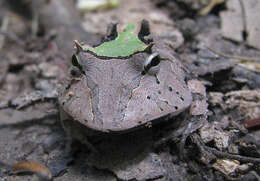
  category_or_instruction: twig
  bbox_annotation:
[205,146,260,164]
[199,0,225,16]
[0,14,9,49]
[0,30,24,46]
[243,117,260,129]
[206,46,260,63]
[12,161,52,181]
[192,133,260,164]
[238,0,247,40]
[31,12,39,37]
[191,133,216,164]
[0,90,58,110]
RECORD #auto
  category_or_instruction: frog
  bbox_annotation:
[58,20,192,152]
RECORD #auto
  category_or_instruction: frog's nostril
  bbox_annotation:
[168,86,173,92]
[70,67,82,77]
[147,96,151,100]
[70,69,77,76]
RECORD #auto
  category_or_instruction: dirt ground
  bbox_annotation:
[0,0,259,181]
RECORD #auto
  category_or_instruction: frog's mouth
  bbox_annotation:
[74,20,154,60]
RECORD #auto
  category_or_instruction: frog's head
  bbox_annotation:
[59,20,192,132]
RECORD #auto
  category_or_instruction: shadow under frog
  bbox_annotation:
[58,20,192,176]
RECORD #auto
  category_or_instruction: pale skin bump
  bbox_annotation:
[145,121,152,128]
[67,91,75,98]
[63,91,74,104]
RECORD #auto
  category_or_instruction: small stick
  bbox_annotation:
[0,14,9,49]
[206,46,260,63]
[243,117,260,129]
[0,161,53,180]
[200,0,225,16]
[32,13,39,37]
[12,161,52,181]
[192,133,260,164]
[205,146,260,164]
[0,90,58,110]
[0,30,24,46]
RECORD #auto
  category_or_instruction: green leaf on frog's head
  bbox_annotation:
[80,23,150,58]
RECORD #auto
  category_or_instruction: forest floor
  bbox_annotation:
[0,0,259,180]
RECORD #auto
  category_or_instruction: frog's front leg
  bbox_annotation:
[154,79,208,155]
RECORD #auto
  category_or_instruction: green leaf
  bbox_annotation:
[82,23,148,57]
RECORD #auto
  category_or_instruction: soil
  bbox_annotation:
[0,0,259,181]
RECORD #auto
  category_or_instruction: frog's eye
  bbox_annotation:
[72,54,80,67]
[71,54,85,75]
[142,52,161,75]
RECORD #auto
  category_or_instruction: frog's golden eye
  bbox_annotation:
[142,52,161,75]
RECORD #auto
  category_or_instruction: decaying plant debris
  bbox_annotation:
[0,0,259,181]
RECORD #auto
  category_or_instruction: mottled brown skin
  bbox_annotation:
[59,22,192,147]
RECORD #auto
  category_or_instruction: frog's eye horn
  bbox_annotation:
[74,40,83,54]
[142,52,161,75]
[138,19,153,44]
[104,23,118,42]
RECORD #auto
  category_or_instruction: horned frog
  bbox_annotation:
[59,20,192,151]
